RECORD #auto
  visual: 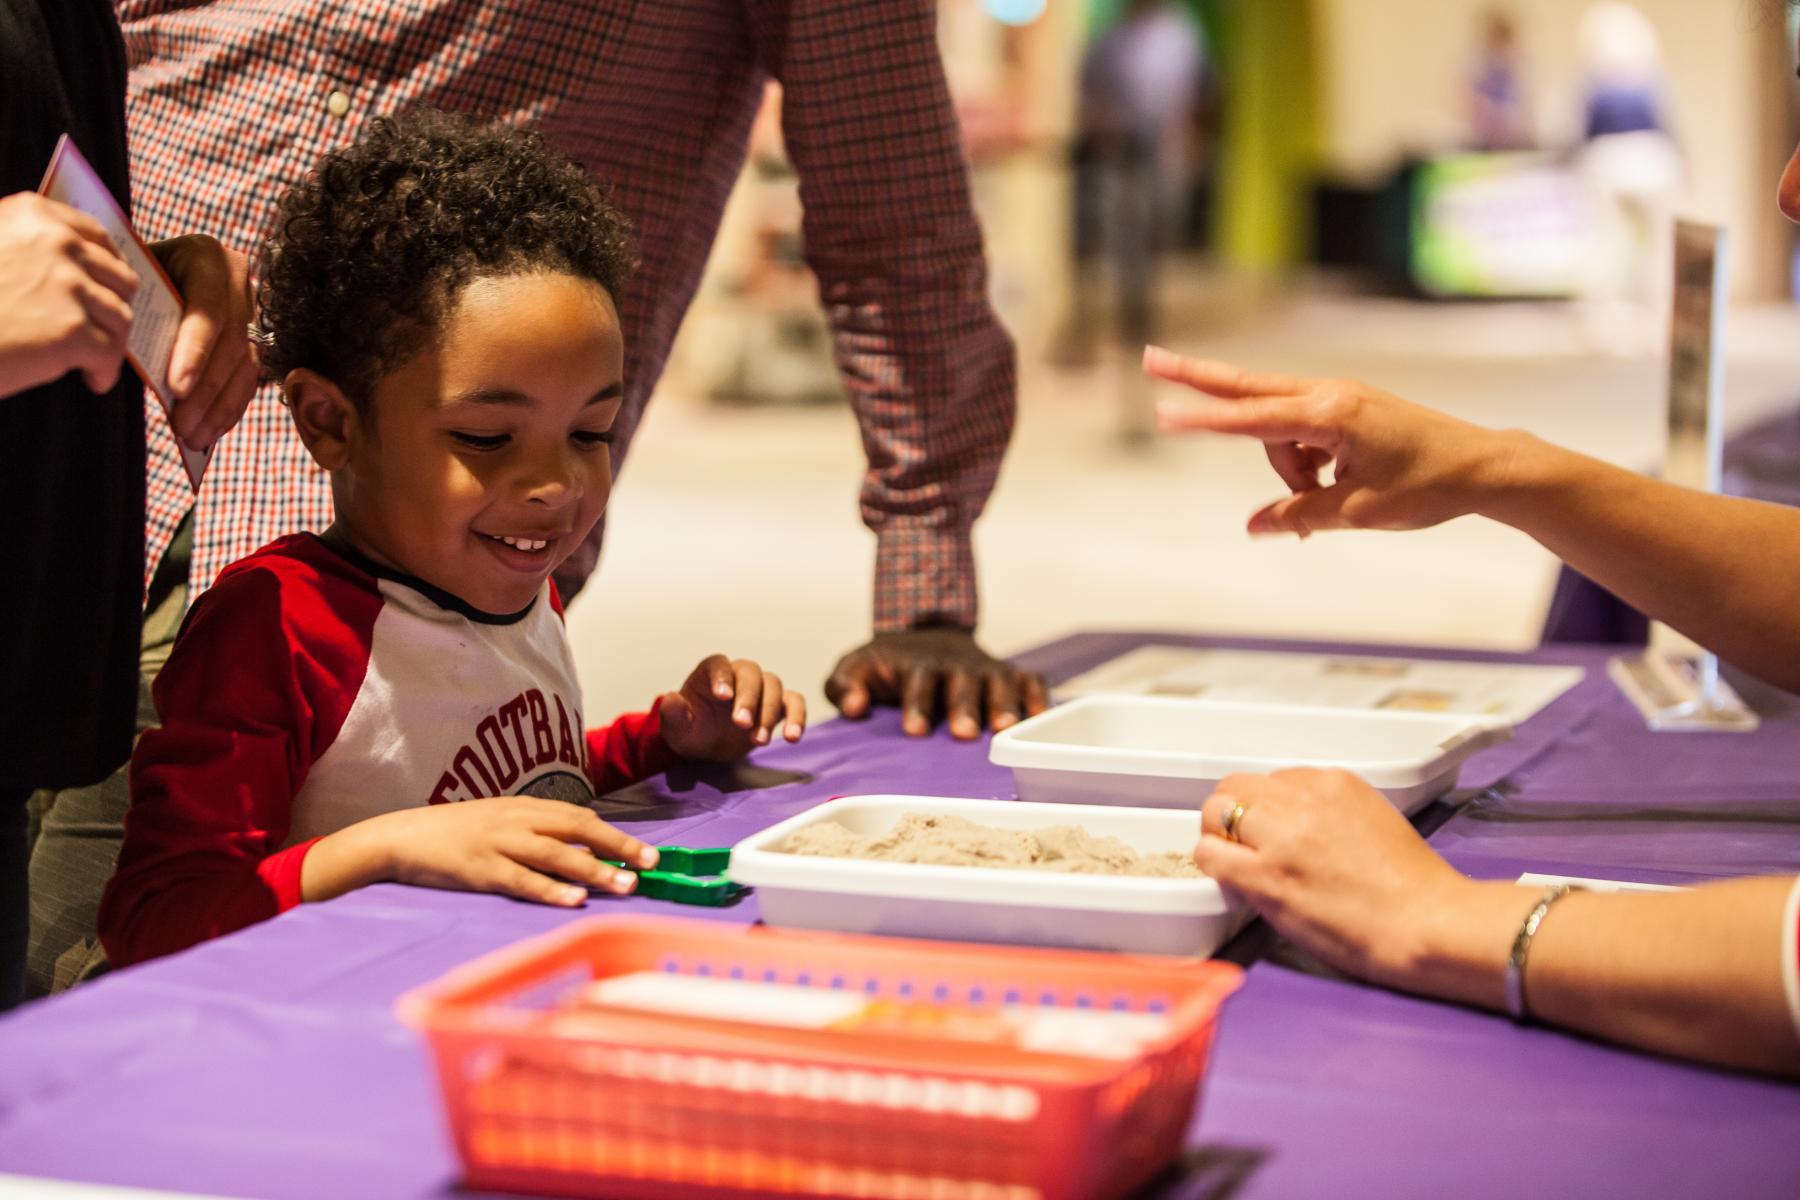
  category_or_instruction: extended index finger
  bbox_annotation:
[1157,394,1343,452]
[1142,347,1308,399]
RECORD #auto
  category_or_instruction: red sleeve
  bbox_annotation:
[585,696,681,795]
[99,552,378,967]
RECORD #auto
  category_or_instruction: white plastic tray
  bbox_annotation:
[988,695,1510,814]
[730,794,1250,957]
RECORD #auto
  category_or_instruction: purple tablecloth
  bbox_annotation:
[1,632,1797,1198]
[1724,403,1800,511]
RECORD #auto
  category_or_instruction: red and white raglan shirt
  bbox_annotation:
[99,534,679,967]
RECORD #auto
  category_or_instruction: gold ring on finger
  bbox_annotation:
[1222,800,1251,843]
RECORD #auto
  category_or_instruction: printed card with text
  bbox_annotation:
[38,135,207,491]
[1516,872,1681,893]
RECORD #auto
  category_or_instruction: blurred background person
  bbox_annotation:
[1063,0,1213,438]
[703,85,844,410]
[1574,1,1684,352]
[1579,1,1670,143]
[1468,9,1533,152]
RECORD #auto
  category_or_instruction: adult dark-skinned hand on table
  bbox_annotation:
[826,626,1050,741]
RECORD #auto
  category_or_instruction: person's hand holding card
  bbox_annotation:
[36,135,254,490]
[0,190,139,399]
[149,233,255,452]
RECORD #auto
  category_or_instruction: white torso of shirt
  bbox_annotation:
[284,578,593,846]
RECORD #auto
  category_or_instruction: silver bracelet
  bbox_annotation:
[1504,883,1578,1022]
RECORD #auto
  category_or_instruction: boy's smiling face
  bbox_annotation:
[317,271,625,614]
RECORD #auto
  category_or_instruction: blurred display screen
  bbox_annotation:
[1410,152,1588,298]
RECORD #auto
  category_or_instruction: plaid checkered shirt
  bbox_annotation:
[119,0,1016,631]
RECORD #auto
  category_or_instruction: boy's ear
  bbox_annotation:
[284,369,361,471]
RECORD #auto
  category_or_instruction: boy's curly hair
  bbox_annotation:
[255,109,635,405]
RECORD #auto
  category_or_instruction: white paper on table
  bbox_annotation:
[1516,872,1682,893]
[38,134,207,491]
[0,1172,239,1199]
[1054,644,1584,729]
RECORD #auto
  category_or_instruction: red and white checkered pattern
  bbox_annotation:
[119,0,1015,631]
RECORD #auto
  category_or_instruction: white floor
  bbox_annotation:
[564,290,1800,725]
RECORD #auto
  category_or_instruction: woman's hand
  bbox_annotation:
[659,654,807,761]
[0,192,138,399]
[303,796,660,906]
[1197,771,1800,1074]
[1144,347,1522,537]
[150,233,257,450]
[1195,769,1479,987]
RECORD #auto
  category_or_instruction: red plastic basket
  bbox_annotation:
[398,916,1242,1200]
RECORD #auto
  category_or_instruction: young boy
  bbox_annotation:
[99,112,805,968]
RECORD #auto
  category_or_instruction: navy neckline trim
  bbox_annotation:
[310,532,537,626]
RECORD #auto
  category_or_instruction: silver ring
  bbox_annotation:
[1222,800,1251,843]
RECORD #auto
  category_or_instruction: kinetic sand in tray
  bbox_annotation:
[732,795,1248,955]
[779,812,1204,879]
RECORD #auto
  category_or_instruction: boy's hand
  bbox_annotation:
[303,796,660,907]
[659,653,807,762]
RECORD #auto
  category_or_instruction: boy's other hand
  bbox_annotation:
[150,233,256,451]
[827,627,1050,740]
[0,191,137,399]
[659,654,807,761]
[303,796,660,907]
